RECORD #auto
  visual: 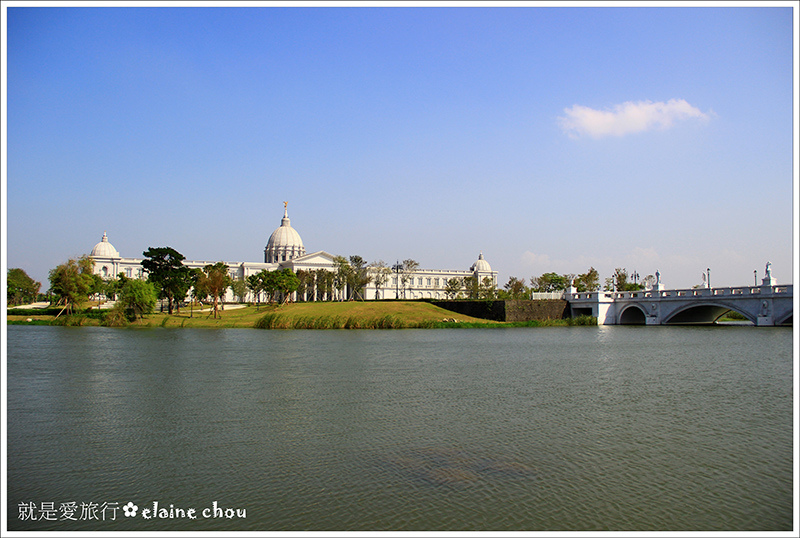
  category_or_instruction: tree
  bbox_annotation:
[116,279,157,321]
[195,262,231,318]
[479,276,497,299]
[348,255,372,300]
[333,256,351,301]
[400,259,419,299]
[614,268,630,291]
[230,278,248,303]
[261,270,280,303]
[103,272,129,301]
[187,268,204,317]
[274,268,300,304]
[296,269,313,302]
[141,247,192,314]
[575,267,600,292]
[173,271,195,313]
[463,275,479,299]
[88,273,105,302]
[48,256,95,315]
[444,277,463,299]
[502,276,529,299]
[370,260,392,300]
[315,269,334,301]
[530,272,568,292]
[7,268,41,306]
[247,272,265,307]
[604,268,643,292]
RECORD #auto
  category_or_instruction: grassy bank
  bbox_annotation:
[7,301,595,329]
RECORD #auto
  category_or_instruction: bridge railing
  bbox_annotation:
[530,291,566,300]
[567,284,792,302]
[663,285,793,298]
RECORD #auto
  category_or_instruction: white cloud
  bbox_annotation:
[624,246,661,267]
[521,251,551,269]
[520,247,666,282]
[558,99,711,139]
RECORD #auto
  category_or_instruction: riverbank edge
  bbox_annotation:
[6,303,597,329]
[5,316,597,329]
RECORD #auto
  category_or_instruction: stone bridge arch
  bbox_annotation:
[618,304,647,325]
[663,301,755,325]
[775,311,792,326]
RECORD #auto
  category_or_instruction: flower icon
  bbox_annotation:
[123,502,138,517]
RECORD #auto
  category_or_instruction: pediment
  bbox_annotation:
[285,250,338,268]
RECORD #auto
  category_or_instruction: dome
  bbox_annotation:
[470,252,492,273]
[264,205,306,263]
[90,232,120,258]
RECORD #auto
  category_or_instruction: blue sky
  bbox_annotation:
[3,2,797,291]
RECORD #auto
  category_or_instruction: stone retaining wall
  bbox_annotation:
[504,299,570,322]
[430,300,569,322]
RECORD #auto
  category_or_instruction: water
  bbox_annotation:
[6,325,794,531]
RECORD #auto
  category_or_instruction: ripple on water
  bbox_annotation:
[375,446,537,490]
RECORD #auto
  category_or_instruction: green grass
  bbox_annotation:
[7,302,596,329]
[718,310,749,322]
[252,301,495,329]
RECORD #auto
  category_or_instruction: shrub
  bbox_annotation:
[51,314,88,326]
[254,313,281,329]
[376,315,403,329]
[117,280,157,321]
[101,306,129,327]
[724,310,748,321]
[568,315,597,326]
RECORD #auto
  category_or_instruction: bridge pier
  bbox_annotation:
[756,295,775,326]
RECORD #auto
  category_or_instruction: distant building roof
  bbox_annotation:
[90,232,120,258]
[471,252,492,273]
[265,204,306,262]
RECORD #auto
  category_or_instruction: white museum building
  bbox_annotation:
[89,205,498,302]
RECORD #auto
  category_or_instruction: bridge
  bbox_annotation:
[566,283,793,326]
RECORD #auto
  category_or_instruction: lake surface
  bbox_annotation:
[6,324,794,531]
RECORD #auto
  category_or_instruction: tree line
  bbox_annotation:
[37,248,396,321]
[439,267,655,300]
[499,267,654,299]
[25,245,655,322]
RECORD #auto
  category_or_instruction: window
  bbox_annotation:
[126,268,132,278]
[427,278,431,286]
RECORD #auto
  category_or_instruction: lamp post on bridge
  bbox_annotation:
[707,268,711,290]
[754,270,758,286]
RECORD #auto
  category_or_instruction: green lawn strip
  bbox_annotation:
[8,302,594,329]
